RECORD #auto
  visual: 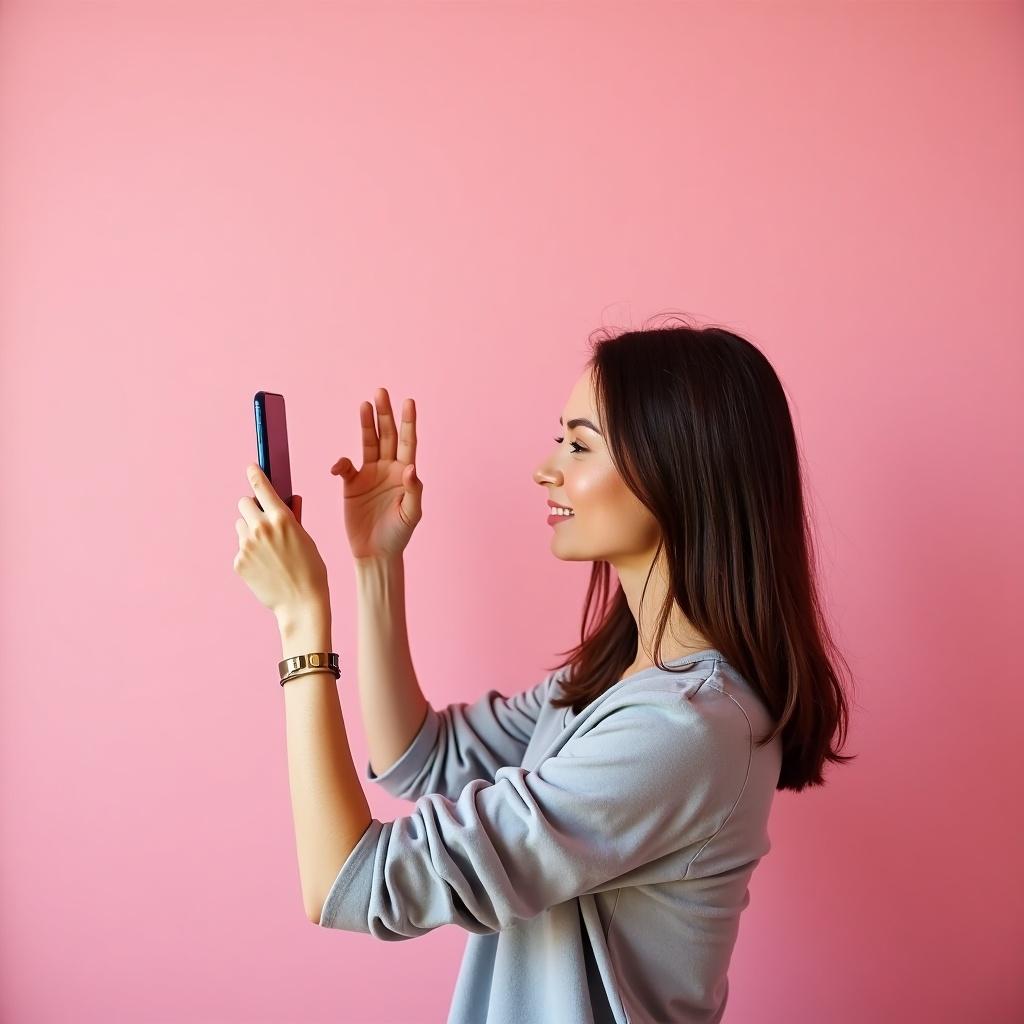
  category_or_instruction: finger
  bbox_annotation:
[235,517,249,540]
[330,455,354,480]
[245,463,287,514]
[375,387,398,462]
[237,494,264,529]
[397,397,417,467]
[291,494,302,525]
[360,400,379,465]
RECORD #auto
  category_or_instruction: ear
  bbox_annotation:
[290,494,302,525]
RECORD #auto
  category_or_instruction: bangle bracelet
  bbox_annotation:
[279,652,340,686]
[280,666,337,686]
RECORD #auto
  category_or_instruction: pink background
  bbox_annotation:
[2,2,1022,1021]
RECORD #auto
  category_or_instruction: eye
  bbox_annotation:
[553,436,588,453]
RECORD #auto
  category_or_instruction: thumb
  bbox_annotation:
[330,456,356,482]
[401,463,422,519]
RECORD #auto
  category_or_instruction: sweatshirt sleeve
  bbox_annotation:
[364,670,555,803]
[319,690,749,938]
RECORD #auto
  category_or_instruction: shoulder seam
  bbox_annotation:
[682,673,754,879]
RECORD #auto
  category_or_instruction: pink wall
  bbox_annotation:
[2,2,1022,1021]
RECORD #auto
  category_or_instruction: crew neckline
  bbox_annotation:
[557,648,726,727]
[620,647,726,682]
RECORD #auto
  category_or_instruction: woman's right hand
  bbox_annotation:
[329,388,424,562]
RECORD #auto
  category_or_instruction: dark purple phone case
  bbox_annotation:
[253,391,294,512]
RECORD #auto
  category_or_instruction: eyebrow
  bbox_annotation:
[559,415,603,436]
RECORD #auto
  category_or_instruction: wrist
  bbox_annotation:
[354,554,403,572]
[354,555,404,588]
[276,600,332,659]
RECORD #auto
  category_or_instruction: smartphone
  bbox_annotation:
[253,391,294,512]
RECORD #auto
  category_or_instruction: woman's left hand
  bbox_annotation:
[234,463,330,617]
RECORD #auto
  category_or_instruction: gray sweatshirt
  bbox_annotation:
[318,648,781,1023]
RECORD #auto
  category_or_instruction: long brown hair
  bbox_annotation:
[546,314,857,792]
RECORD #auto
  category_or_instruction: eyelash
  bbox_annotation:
[553,436,588,453]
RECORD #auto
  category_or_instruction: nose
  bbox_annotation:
[534,464,560,487]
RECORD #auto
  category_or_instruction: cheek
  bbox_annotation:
[567,464,630,512]
[566,465,658,541]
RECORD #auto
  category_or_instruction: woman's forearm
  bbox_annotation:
[278,600,372,924]
[354,556,431,777]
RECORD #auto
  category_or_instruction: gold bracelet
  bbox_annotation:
[279,652,340,687]
[280,666,337,686]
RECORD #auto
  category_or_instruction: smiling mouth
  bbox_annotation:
[547,509,575,524]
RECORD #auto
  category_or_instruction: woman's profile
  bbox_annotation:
[242,314,856,1024]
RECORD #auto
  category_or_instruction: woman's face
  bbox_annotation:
[533,368,660,566]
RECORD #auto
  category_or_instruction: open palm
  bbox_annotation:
[329,388,423,561]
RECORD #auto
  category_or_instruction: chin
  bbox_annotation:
[550,538,598,562]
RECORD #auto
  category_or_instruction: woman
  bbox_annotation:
[234,316,855,1024]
